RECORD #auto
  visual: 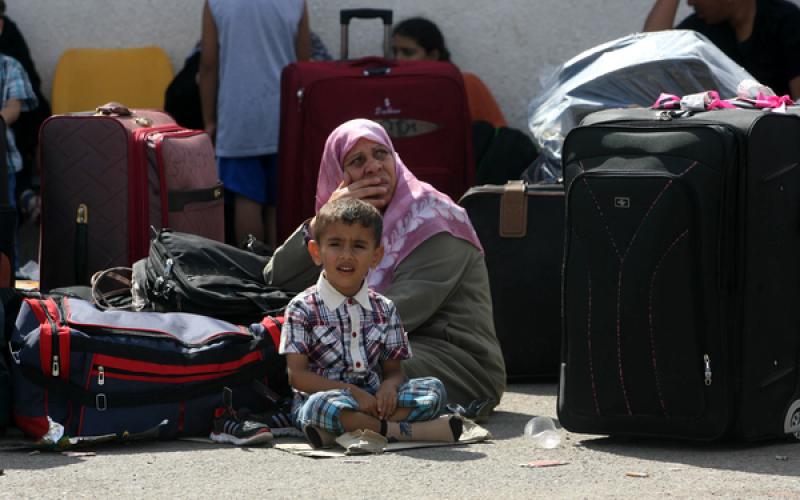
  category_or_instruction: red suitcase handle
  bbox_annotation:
[347,56,397,76]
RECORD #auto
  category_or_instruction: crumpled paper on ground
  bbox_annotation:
[335,429,388,455]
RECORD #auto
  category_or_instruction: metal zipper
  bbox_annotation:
[704,354,713,386]
[39,299,60,377]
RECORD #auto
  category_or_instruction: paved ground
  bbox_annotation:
[1,383,799,499]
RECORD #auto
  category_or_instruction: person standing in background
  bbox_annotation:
[199,0,311,249]
[391,17,507,128]
[0,0,37,277]
[0,0,49,224]
[643,0,800,98]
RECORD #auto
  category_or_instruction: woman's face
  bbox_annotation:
[342,138,398,209]
[391,35,437,61]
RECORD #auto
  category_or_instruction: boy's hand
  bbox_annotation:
[375,384,398,420]
[351,387,379,417]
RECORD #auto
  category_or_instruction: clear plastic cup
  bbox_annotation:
[523,416,561,449]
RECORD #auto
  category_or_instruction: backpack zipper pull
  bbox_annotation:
[52,355,60,377]
[98,366,105,386]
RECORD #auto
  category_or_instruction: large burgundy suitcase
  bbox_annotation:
[277,9,474,240]
[39,103,224,291]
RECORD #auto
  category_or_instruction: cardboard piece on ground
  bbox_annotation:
[274,418,492,458]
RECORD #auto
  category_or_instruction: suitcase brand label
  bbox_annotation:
[375,98,401,116]
[614,197,631,209]
[377,118,440,139]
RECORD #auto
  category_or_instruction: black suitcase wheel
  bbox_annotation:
[785,400,800,441]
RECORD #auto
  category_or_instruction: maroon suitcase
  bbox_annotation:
[277,9,474,240]
[39,103,224,291]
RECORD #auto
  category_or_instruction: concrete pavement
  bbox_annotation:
[2,383,799,499]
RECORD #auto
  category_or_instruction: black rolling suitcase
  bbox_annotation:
[559,107,800,441]
[459,181,564,380]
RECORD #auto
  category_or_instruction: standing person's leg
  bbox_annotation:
[234,195,264,243]
[261,154,278,249]
[6,169,18,274]
[218,157,267,245]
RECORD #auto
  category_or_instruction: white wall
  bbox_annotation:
[8,0,699,131]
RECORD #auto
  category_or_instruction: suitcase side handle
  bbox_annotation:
[344,56,396,77]
[95,102,132,117]
[340,9,393,60]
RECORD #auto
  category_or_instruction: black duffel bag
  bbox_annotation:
[125,229,293,324]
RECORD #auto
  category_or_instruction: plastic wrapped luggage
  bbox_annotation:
[527,30,753,182]
[559,106,800,441]
[277,9,473,240]
[39,103,224,291]
[459,181,564,381]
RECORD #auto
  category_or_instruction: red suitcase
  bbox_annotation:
[277,9,474,240]
[39,103,224,291]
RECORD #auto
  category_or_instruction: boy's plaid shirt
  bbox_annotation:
[279,274,411,394]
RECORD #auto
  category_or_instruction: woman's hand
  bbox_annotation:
[327,170,391,210]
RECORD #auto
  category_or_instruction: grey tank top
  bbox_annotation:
[209,0,304,157]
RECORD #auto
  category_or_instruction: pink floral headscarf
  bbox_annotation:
[315,119,483,293]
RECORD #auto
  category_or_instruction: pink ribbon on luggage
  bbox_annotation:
[739,93,795,109]
[652,93,681,109]
[653,91,794,111]
[704,91,736,110]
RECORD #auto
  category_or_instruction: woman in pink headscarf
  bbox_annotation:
[265,119,505,412]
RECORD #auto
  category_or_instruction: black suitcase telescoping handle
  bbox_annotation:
[340,8,393,60]
[340,9,393,25]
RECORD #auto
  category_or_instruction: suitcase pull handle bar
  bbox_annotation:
[340,9,393,26]
[340,9,393,60]
[345,56,395,77]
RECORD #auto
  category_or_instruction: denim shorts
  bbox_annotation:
[217,154,277,205]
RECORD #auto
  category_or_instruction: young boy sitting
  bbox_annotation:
[279,198,463,448]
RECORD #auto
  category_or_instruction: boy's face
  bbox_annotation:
[308,221,383,297]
